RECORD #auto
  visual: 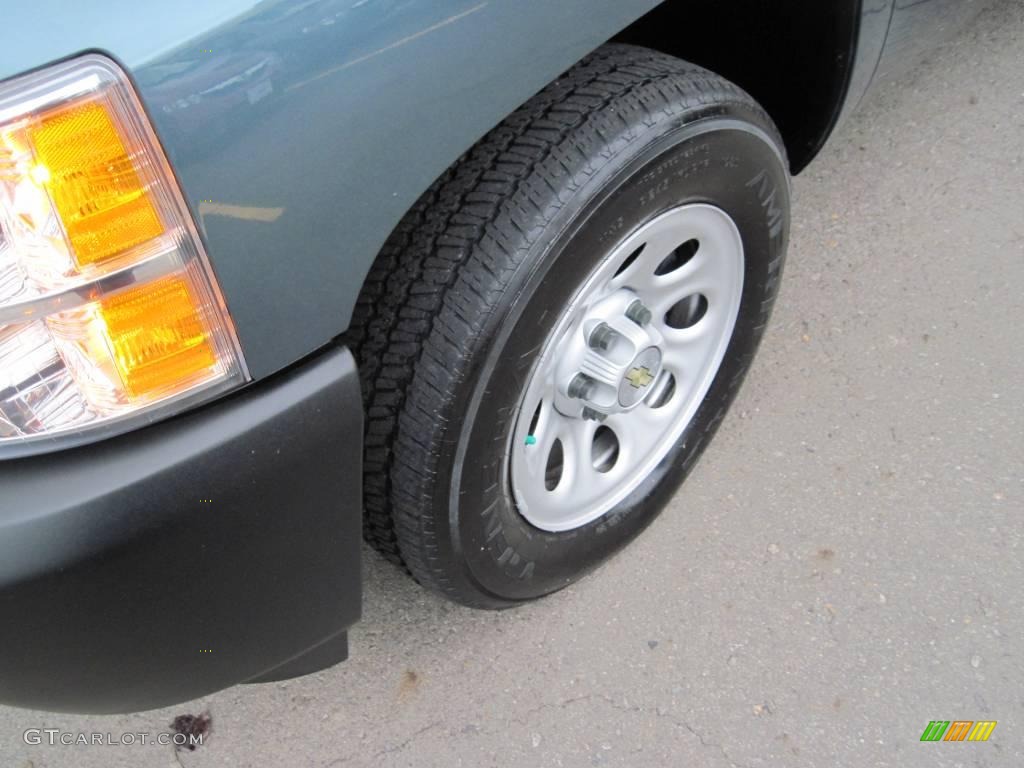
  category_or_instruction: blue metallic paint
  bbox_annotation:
[840,1,895,123]
[2,1,669,378]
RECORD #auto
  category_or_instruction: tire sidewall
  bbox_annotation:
[433,111,789,605]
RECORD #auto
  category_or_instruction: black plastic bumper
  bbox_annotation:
[0,347,362,713]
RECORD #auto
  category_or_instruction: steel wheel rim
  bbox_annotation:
[509,203,745,532]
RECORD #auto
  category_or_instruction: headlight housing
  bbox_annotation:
[0,55,247,457]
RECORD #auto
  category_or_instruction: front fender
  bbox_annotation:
[0,1,669,379]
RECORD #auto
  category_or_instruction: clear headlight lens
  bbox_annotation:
[0,55,247,456]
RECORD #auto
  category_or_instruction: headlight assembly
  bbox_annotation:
[0,55,247,456]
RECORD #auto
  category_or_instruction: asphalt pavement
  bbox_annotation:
[1,2,1022,766]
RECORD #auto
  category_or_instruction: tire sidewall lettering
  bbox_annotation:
[441,116,791,602]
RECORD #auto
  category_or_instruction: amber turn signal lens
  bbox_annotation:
[99,273,217,399]
[29,100,163,266]
[0,55,246,457]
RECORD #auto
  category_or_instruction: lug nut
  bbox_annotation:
[581,407,607,422]
[626,299,652,327]
[588,322,617,351]
[567,373,596,400]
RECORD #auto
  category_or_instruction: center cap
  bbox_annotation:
[618,346,662,408]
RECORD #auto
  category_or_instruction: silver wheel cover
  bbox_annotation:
[510,204,745,532]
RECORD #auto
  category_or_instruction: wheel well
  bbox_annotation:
[613,0,861,172]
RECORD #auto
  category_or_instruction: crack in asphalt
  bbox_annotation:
[325,721,443,766]
[329,693,753,768]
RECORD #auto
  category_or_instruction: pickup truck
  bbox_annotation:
[0,0,985,713]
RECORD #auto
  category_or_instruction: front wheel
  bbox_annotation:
[350,44,790,608]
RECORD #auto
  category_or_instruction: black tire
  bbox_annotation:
[348,43,790,608]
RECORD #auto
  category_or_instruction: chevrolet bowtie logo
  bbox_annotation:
[625,366,655,389]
